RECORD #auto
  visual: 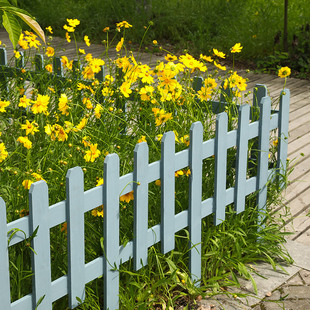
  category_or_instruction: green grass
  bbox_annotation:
[19,0,310,64]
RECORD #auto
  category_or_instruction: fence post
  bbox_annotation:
[276,89,290,188]
[214,113,228,225]
[66,167,85,308]
[0,198,11,309]
[256,96,271,227]
[103,154,120,310]
[235,105,250,214]
[0,47,8,97]
[29,181,52,309]
[134,142,149,270]
[161,131,175,254]
[189,122,203,285]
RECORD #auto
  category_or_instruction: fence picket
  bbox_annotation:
[214,113,228,225]
[103,154,120,310]
[161,131,175,254]
[134,142,149,270]
[235,104,250,213]
[0,47,8,96]
[188,122,203,285]
[66,167,85,308]
[277,89,290,187]
[29,181,52,309]
[0,198,11,309]
[257,96,271,226]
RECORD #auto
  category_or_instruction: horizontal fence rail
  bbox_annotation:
[0,85,290,309]
[0,47,290,310]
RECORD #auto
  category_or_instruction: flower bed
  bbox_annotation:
[0,20,292,309]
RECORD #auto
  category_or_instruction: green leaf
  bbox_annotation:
[2,10,21,48]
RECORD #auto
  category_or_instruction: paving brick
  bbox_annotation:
[299,269,310,285]
[282,285,310,299]
[286,272,304,285]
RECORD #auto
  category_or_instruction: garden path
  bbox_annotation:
[1,28,310,246]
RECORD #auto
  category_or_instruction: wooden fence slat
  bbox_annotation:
[189,121,203,285]
[0,198,11,309]
[161,131,175,254]
[214,113,228,225]
[66,167,85,308]
[35,54,44,71]
[134,142,149,270]
[257,96,271,226]
[277,89,290,187]
[235,104,250,213]
[0,47,8,96]
[29,181,52,309]
[103,154,120,310]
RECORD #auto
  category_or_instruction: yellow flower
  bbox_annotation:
[31,94,49,114]
[63,24,75,32]
[19,95,31,108]
[213,48,226,59]
[14,51,21,59]
[116,21,132,28]
[0,143,8,162]
[84,143,101,162]
[200,54,213,62]
[103,27,110,32]
[0,100,10,112]
[94,104,103,118]
[96,178,104,186]
[83,97,93,109]
[278,66,291,78]
[75,117,88,131]
[180,135,190,146]
[138,136,147,143]
[45,46,54,57]
[213,61,226,71]
[58,94,69,115]
[231,43,243,53]
[79,48,85,54]
[17,136,32,149]
[92,206,104,217]
[65,32,71,43]
[119,81,132,98]
[120,191,134,203]
[84,35,90,46]
[175,170,184,177]
[61,56,73,70]
[21,120,39,135]
[45,64,53,73]
[67,18,80,27]
[153,40,158,45]
[116,37,124,52]
[155,180,161,186]
[46,26,53,34]
[22,179,33,190]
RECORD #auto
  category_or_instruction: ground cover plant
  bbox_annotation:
[18,0,310,78]
[1,20,293,309]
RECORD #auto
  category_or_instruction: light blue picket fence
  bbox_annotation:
[0,48,290,310]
